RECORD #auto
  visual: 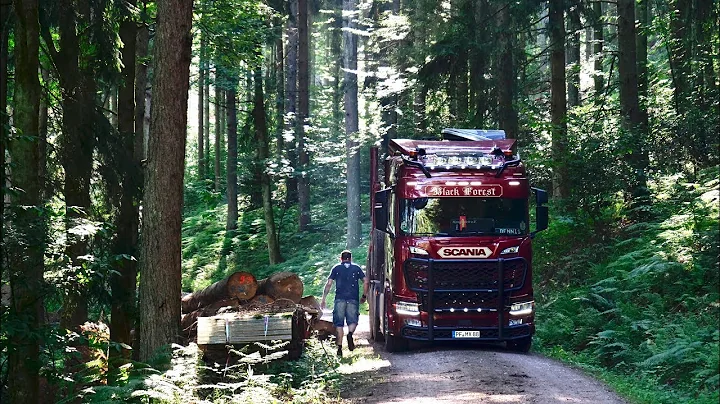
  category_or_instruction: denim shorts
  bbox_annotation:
[333,299,359,327]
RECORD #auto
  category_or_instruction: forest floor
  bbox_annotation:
[334,315,627,404]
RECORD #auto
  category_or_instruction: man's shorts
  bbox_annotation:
[333,299,359,327]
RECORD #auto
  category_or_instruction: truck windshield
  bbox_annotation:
[400,197,528,236]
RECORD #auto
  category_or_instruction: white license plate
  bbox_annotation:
[453,330,480,338]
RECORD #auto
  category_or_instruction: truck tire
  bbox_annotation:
[507,336,532,353]
[383,310,407,352]
[369,286,383,342]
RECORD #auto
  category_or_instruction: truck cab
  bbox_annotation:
[367,129,548,352]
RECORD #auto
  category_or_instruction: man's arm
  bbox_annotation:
[320,278,333,310]
[360,276,369,304]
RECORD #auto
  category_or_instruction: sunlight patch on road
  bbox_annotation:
[338,355,391,374]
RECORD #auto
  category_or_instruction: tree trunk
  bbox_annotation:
[135,0,150,162]
[38,65,49,198]
[58,0,94,331]
[138,0,193,361]
[275,33,284,163]
[496,2,517,139]
[297,0,311,230]
[668,0,690,116]
[592,1,604,94]
[226,77,238,230]
[549,0,568,199]
[181,271,258,313]
[111,0,139,360]
[252,68,283,264]
[636,0,649,133]
[470,0,488,127]
[567,1,581,108]
[8,1,43,402]
[285,0,299,206]
[198,34,206,180]
[204,50,210,180]
[331,0,342,140]
[617,0,649,212]
[257,272,304,303]
[343,0,361,248]
[214,69,222,192]
[0,1,8,282]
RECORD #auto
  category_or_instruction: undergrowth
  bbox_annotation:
[534,166,720,404]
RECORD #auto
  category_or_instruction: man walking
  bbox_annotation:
[321,250,369,357]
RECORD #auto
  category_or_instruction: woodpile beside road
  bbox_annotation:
[180,271,333,345]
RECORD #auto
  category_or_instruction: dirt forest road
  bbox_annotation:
[339,315,626,404]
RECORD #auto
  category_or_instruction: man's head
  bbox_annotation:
[340,250,352,263]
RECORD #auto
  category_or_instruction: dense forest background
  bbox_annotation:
[1,0,718,403]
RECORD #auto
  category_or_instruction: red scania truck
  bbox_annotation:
[367,128,548,352]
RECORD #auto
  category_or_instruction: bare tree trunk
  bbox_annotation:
[58,0,94,331]
[252,68,282,263]
[8,1,43,401]
[226,77,238,230]
[138,0,193,361]
[0,2,9,281]
[135,1,149,162]
[344,0,361,248]
[331,0,342,139]
[204,52,210,180]
[496,2,517,138]
[214,69,222,192]
[593,1,604,94]
[198,34,206,180]
[617,0,649,212]
[275,32,284,163]
[285,0,299,205]
[567,1,581,108]
[470,0,488,127]
[636,0,649,132]
[549,0,568,199]
[111,0,138,360]
[39,65,49,198]
[297,0,311,230]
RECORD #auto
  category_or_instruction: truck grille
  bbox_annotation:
[404,257,527,292]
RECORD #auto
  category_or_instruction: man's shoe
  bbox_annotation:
[336,346,342,357]
[347,334,355,351]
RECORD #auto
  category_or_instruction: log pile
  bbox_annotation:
[181,271,331,342]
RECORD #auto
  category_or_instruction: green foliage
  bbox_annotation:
[535,167,720,403]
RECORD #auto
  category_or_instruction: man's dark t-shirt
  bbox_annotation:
[329,262,365,302]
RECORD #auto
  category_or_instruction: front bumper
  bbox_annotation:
[402,256,533,342]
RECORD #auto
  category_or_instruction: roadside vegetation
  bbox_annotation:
[534,166,719,404]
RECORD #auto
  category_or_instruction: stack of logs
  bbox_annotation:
[180,271,334,341]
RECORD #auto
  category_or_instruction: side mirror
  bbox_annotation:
[531,188,549,235]
[532,187,548,205]
[536,206,548,232]
[374,189,390,233]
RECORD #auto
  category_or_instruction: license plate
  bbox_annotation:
[453,330,480,338]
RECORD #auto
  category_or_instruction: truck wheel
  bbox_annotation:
[507,336,532,353]
[369,284,383,342]
[384,310,407,352]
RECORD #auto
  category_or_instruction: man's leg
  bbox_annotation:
[333,300,346,356]
[346,301,359,351]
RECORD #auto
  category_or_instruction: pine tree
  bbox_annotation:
[138,0,193,361]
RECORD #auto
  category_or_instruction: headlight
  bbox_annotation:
[409,246,429,255]
[395,301,420,315]
[500,246,520,255]
[510,301,534,316]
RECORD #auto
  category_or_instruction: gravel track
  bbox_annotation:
[339,315,626,404]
